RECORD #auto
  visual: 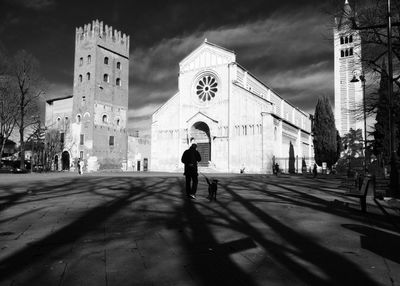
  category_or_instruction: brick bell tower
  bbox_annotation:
[71,20,130,171]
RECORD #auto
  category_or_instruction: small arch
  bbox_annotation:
[340,37,344,45]
[345,36,348,43]
[116,78,121,86]
[83,112,90,118]
[102,114,108,124]
[79,74,82,82]
[116,118,120,126]
[345,49,349,57]
[104,57,109,64]
[103,74,109,83]
[79,57,83,66]
[86,72,90,80]
[76,114,81,123]
[87,55,91,64]
[116,62,121,69]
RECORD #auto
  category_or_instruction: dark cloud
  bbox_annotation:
[0,0,340,133]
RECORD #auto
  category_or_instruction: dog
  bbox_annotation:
[205,177,218,201]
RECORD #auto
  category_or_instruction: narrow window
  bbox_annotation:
[103,74,109,83]
[79,57,83,66]
[87,55,91,64]
[80,151,83,159]
[349,35,353,43]
[340,37,344,45]
[87,72,90,80]
[116,119,120,126]
[345,49,349,57]
[349,48,353,56]
[80,134,84,145]
[109,136,114,146]
[60,132,65,143]
[116,62,121,69]
[104,57,109,64]
[79,74,82,82]
[116,78,121,86]
[77,114,81,123]
[341,50,344,57]
[102,114,108,123]
[345,36,348,44]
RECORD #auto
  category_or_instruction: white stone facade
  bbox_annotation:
[151,41,313,173]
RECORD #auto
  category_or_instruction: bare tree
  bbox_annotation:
[44,128,62,171]
[9,50,46,169]
[0,50,18,162]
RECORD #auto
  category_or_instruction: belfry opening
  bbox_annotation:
[190,122,210,167]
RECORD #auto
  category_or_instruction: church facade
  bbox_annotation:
[151,40,313,173]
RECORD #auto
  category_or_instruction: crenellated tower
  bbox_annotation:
[71,20,130,171]
[334,0,364,137]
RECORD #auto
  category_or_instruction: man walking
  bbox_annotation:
[181,143,201,199]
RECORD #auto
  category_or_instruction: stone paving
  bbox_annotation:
[0,172,399,286]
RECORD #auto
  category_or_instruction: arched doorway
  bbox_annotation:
[190,122,211,167]
[61,151,70,170]
[54,155,58,171]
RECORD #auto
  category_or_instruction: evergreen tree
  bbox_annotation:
[372,60,391,163]
[312,96,339,168]
[288,141,295,173]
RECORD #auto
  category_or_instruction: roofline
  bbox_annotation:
[179,40,235,65]
[46,95,73,104]
[233,63,311,118]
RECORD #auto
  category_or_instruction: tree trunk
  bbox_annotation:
[19,128,24,169]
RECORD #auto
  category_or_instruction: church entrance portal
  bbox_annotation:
[190,122,211,167]
[61,151,70,170]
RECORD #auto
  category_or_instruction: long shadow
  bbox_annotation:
[342,224,400,264]
[0,176,170,283]
[170,179,258,286]
[234,176,398,233]
[220,182,381,286]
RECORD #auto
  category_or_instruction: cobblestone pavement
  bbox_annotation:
[0,172,399,286]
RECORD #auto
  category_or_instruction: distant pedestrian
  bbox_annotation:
[78,159,84,175]
[181,143,201,199]
[313,163,317,178]
[274,163,279,176]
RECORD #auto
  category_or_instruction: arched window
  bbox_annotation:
[349,35,353,43]
[349,48,353,56]
[87,55,91,64]
[341,50,344,57]
[87,72,90,80]
[116,119,120,126]
[102,114,108,123]
[103,74,109,83]
[76,114,81,123]
[274,127,277,141]
[79,74,82,82]
[116,62,121,69]
[79,57,83,66]
[345,49,349,57]
[345,36,348,43]
[104,57,109,64]
[340,37,344,45]
[116,78,121,86]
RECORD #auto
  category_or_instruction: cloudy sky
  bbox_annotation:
[0,0,346,135]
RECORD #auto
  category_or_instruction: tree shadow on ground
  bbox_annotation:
[216,181,380,286]
[342,224,400,264]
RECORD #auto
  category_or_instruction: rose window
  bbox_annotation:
[196,75,218,102]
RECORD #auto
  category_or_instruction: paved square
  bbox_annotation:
[0,173,399,286]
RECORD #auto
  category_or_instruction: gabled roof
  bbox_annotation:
[337,0,354,29]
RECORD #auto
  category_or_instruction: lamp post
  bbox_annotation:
[350,73,367,173]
